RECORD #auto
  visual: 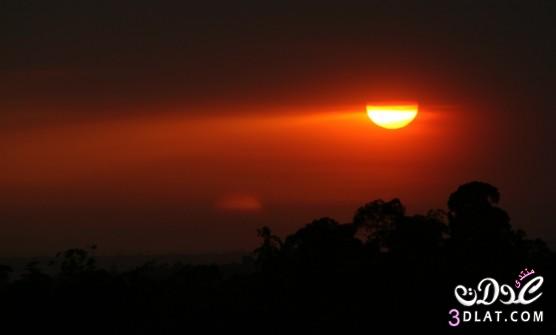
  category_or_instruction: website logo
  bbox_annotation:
[448,268,544,327]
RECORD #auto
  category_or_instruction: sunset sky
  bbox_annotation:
[1,1,555,256]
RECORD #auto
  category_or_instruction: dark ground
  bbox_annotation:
[0,181,554,333]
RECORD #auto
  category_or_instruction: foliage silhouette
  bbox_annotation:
[0,181,553,333]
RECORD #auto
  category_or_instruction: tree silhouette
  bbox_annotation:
[446,181,517,274]
[0,264,12,285]
[282,217,360,269]
[389,211,447,255]
[0,181,553,333]
[53,246,97,277]
[448,181,512,243]
[253,226,283,273]
[353,198,405,252]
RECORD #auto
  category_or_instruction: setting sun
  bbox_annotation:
[366,103,419,129]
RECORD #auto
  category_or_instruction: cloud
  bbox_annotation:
[215,194,262,212]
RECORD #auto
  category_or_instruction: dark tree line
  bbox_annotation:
[0,181,554,333]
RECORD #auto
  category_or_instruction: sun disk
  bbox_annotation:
[366,103,419,129]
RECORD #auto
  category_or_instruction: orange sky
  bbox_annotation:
[1,104,471,201]
[0,101,519,255]
[1,1,555,256]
